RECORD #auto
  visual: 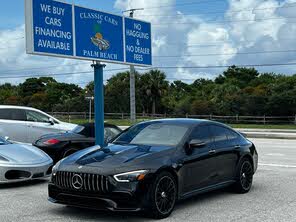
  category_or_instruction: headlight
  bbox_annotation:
[114,170,149,183]
[52,160,62,174]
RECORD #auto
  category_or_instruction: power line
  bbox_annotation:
[0,37,24,41]
[162,37,296,47]
[153,49,296,58]
[0,71,93,79]
[0,68,130,79]
[1,63,296,82]
[1,47,296,72]
[125,0,225,11]
[143,62,296,70]
[0,62,90,73]
[0,46,19,50]
[138,4,296,17]
[152,16,296,26]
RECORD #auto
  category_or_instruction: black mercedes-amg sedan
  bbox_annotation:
[34,123,122,164]
[48,119,258,219]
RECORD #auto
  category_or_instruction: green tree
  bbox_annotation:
[139,70,169,114]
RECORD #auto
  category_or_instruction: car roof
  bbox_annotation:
[138,118,235,130]
[0,105,41,112]
[141,118,212,126]
[81,122,122,129]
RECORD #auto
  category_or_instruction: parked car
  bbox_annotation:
[48,119,258,219]
[0,136,53,184]
[34,123,122,163]
[0,105,77,143]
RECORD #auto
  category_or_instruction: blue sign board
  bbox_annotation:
[75,6,124,63]
[31,0,74,56]
[25,0,152,66]
[125,18,152,66]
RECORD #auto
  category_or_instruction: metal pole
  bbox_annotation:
[92,62,106,147]
[129,10,136,123]
[130,65,136,122]
[89,98,92,123]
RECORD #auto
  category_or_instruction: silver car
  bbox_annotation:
[0,105,77,143]
[0,137,53,184]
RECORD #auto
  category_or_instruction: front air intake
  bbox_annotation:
[5,170,31,180]
[52,171,110,193]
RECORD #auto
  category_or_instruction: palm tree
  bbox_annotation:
[140,70,169,115]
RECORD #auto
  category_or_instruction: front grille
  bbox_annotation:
[53,171,110,193]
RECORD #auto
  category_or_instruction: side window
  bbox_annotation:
[210,125,228,148]
[0,109,26,121]
[11,109,27,121]
[26,110,50,123]
[0,109,11,120]
[226,129,239,140]
[190,125,212,144]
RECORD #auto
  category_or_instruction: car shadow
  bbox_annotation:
[50,206,148,221]
[48,188,244,221]
[175,183,261,212]
[0,179,49,189]
[175,188,231,210]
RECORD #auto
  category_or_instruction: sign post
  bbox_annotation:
[92,62,106,146]
[25,0,152,147]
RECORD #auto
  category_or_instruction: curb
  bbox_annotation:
[239,132,296,140]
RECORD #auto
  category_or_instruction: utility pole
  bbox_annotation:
[85,96,94,122]
[123,8,144,123]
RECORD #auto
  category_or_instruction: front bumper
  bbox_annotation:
[48,183,143,212]
[0,160,53,184]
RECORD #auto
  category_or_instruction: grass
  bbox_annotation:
[65,118,296,129]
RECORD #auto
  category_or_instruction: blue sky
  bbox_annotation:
[0,0,116,30]
[0,0,230,30]
[0,0,296,86]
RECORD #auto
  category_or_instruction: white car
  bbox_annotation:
[0,106,77,143]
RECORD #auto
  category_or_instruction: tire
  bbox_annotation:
[144,171,177,219]
[233,158,254,194]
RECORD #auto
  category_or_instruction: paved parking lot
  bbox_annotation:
[1,138,296,222]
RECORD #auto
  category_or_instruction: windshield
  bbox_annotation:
[113,122,189,146]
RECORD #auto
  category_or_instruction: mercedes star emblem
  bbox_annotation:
[72,174,83,189]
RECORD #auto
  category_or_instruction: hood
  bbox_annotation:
[0,143,52,165]
[59,144,175,175]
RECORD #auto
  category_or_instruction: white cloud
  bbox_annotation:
[114,0,296,82]
[186,24,237,66]
[1,0,296,87]
[0,25,126,86]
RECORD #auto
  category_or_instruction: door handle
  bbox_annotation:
[209,149,216,155]
[234,145,240,149]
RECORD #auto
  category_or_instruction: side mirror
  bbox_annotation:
[189,139,206,149]
[48,118,55,125]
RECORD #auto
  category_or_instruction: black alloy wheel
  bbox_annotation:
[155,176,176,215]
[234,158,253,193]
[145,172,177,219]
[240,161,253,190]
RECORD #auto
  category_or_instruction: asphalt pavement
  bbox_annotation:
[0,138,296,222]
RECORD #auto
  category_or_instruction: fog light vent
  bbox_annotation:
[5,170,31,180]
